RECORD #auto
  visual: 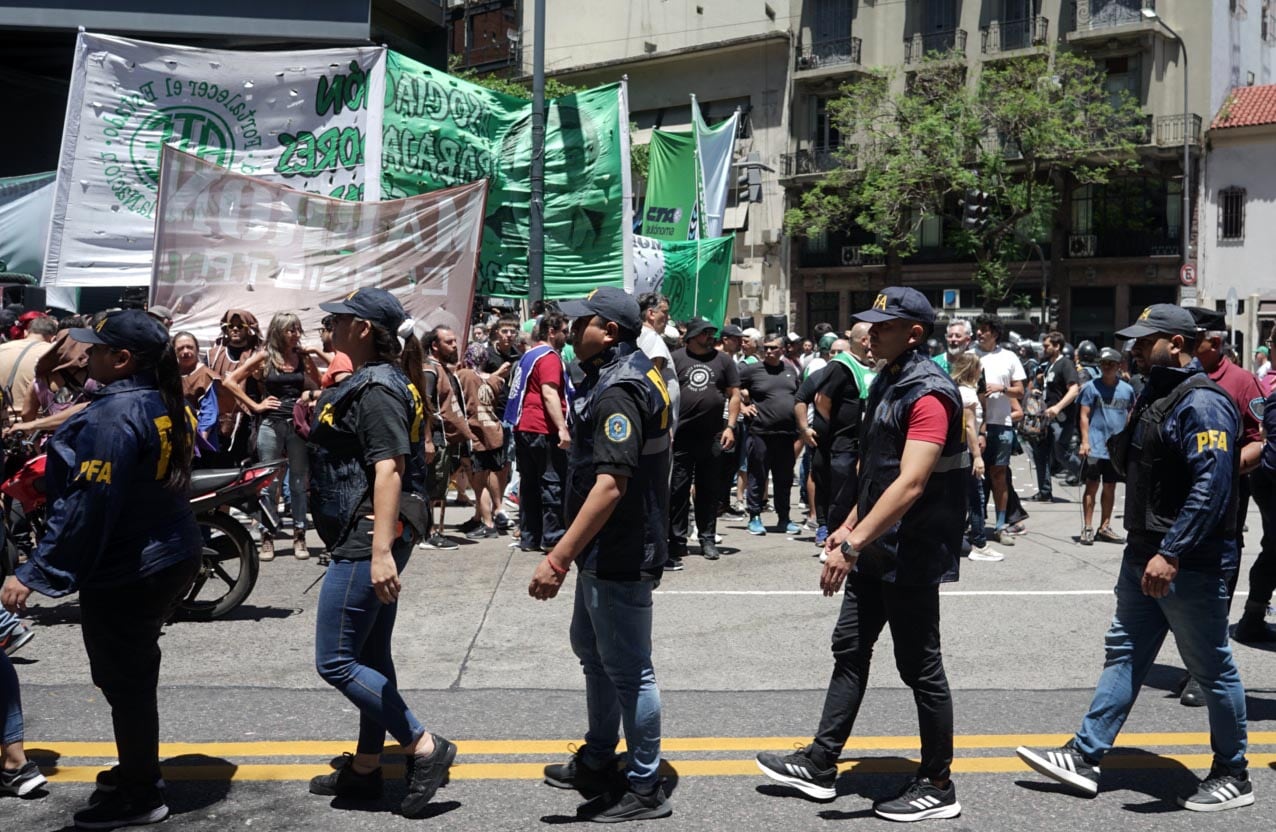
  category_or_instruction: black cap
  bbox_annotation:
[69,309,170,357]
[1115,303,1198,340]
[684,317,718,339]
[319,288,406,333]
[558,287,642,335]
[720,324,744,338]
[852,286,936,325]
[1185,306,1227,332]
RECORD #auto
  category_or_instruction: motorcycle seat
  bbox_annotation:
[190,468,242,494]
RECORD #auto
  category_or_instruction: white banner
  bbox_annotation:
[150,147,486,348]
[45,32,386,287]
[692,97,739,241]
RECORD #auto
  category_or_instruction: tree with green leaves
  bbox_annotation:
[786,50,1145,307]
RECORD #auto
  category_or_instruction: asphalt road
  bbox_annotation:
[7,453,1276,830]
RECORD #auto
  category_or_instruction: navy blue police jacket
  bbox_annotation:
[16,373,201,597]
[1115,360,1240,572]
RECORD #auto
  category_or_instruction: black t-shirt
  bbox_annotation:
[741,360,800,435]
[795,365,827,438]
[816,361,864,453]
[592,387,644,479]
[483,342,521,411]
[672,346,739,434]
[317,385,414,515]
[1043,355,1080,413]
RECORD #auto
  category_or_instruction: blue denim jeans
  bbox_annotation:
[315,520,425,755]
[1074,557,1248,772]
[1,651,22,745]
[257,416,309,531]
[569,571,663,789]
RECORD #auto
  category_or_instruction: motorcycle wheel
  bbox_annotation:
[177,511,259,621]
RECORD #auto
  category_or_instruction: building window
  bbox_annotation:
[806,292,840,331]
[1220,187,1246,241]
[811,96,842,150]
[1103,55,1142,108]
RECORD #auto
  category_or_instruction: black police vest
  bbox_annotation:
[855,349,968,585]
[567,341,671,579]
[1111,372,1239,540]
[307,362,427,550]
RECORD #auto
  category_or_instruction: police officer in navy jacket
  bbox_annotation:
[756,287,969,822]
[1017,304,1253,813]
[2,309,201,830]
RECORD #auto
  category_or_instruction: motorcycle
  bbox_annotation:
[1,432,284,620]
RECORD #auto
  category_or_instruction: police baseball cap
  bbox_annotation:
[69,308,170,357]
[558,287,642,335]
[720,324,744,338]
[852,286,936,325]
[319,287,406,333]
[1184,306,1227,333]
[1099,347,1123,364]
[1115,304,1198,340]
[684,317,718,339]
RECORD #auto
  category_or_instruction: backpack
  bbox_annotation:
[1020,389,1047,441]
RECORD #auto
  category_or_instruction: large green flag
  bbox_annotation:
[633,234,733,324]
[641,129,698,242]
[381,52,631,298]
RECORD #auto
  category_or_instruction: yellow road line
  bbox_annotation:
[39,754,1276,783]
[29,732,1276,760]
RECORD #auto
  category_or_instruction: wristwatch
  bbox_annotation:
[840,540,859,559]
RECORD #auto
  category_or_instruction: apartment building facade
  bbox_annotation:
[785,0,1276,343]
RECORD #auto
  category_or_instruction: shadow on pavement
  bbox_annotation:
[1242,691,1276,721]
[539,760,679,824]
[161,753,236,815]
[1017,748,1198,813]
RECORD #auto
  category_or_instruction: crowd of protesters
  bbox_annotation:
[2,288,1276,824]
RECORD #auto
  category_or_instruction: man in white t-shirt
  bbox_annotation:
[637,292,680,437]
[976,314,1025,542]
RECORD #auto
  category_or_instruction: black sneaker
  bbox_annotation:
[699,541,721,561]
[1234,615,1276,643]
[88,767,167,807]
[755,744,837,801]
[544,748,622,796]
[1181,678,1206,707]
[587,785,672,823]
[308,752,383,799]
[1015,741,1100,796]
[872,777,961,822]
[73,788,169,830]
[1178,767,1255,812]
[0,624,34,657]
[663,557,684,573]
[456,517,482,534]
[465,525,498,540]
[494,512,512,531]
[419,534,459,551]
[401,734,456,818]
[0,760,47,797]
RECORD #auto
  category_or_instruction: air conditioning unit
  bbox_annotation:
[1068,234,1098,258]
[797,54,814,70]
[841,245,863,266]
[761,228,780,245]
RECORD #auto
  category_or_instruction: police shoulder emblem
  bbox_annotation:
[605,413,631,443]
[1250,396,1265,421]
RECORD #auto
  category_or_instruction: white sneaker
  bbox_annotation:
[715,533,722,544]
[969,544,1005,562]
[818,549,829,564]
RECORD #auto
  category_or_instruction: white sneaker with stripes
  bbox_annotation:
[1015,742,1100,796]
[1178,768,1255,812]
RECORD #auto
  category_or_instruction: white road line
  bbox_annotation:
[654,590,1251,597]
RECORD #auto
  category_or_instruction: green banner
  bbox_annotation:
[381,52,630,298]
[641,129,698,242]
[633,234,732,324]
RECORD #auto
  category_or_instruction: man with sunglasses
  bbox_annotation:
[739,334,801,535]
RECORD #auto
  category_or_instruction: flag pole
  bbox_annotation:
[528,0,546,303]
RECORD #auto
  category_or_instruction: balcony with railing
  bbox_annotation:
[780,145,855,180]
[1066,229,1180,258]
[904,29,968,64]
[981,16,1049,55]
[1068,0,1162,44]
[796,36,863,75]
[1152,113,1203,148]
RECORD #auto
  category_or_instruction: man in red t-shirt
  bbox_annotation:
[512,313,571,552]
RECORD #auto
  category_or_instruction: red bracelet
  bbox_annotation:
[545,557,568,577]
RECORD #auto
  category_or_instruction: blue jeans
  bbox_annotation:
[569,572,663,789]
[1,651,22,745]
[1074,557,1248,772]
[315,520,425,755]
[257,416,309,531]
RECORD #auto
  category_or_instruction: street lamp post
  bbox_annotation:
[1142,7,1190,268]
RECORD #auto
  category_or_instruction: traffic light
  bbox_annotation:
[960,188,991,231]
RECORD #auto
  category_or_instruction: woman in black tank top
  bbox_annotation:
[224,313,321,560]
